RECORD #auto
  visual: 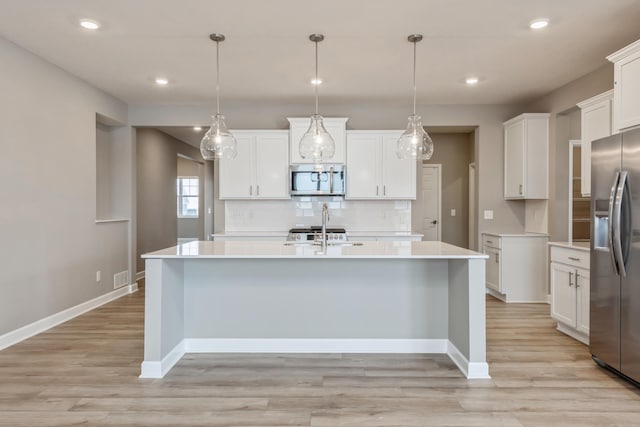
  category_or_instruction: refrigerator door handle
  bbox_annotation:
[609,171,621,275]
[613,171,628,277]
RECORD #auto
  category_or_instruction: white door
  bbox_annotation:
[381,134,416,199]
[218,134,254,199]
[577,268,590,335]
[346,133,379,198]
[550,262,577,328]
[504,120,525,198]
[421,164,441,241]
[484,247,501,292]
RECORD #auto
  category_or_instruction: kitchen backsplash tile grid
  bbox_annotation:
[225,198,411,232]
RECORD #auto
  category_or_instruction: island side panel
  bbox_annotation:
[448,258,489,378]
[182,258,449,341]
[142,258,185,375]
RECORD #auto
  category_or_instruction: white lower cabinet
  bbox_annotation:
[482,233,549,302]
[549,244,590,344]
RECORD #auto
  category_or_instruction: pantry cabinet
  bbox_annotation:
[608,38,640,132]
[219,130,290,199]
[503,113,549,200]
[482,233,549,303]
[288,117,348,164]
[549,243,590,344]
[577,90,613,197]
[346,130,416,200]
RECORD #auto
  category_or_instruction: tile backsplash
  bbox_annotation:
[225,198,412,232]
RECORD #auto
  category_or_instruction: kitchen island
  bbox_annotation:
[140,240,489,379]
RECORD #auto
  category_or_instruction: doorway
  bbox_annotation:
[421,164,442,241]
[469,162,476,250]
[177,155,205,244]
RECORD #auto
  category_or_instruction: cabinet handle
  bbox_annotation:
[519,184,523,195]
[486,240,493,244]
[568,272,573,286]
[383,185,387,196]
[568,256,581,262]
[575,271,580,287]
[249,185,253,196]
[257,185,260,196]
[495,253,499,263]
[376,185,379,196]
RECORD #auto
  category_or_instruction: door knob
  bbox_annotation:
[431,220,437,225]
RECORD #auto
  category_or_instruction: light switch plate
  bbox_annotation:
[450,209,456,217]
[483,210,494,220]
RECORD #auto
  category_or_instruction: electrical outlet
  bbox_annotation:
[483,210,494,220]
[450,209,456,217]
[96,270,101,282]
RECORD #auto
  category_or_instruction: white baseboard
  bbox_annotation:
[0,284,138,352]
[136,271,145,281]
[556,322,589,345]
[447,341,490,379]
[139,338,489,380]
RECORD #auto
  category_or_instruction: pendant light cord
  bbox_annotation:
[216,40,221,115]
[412,39,417,116]
[314,40,319,115]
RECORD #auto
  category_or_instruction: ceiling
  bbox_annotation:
[1,0,640,107]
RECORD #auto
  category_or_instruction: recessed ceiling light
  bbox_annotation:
[529,18,549,30]
[155,77,169,86]
[465,77,479,85]
[311,78,323,85]
[79,19,100,30]
[193,126,202,132]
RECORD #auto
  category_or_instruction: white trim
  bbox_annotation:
[421,164,442,241]
[556,322,589,345]
[95,218,130,224]
[136,271,145,281]
[140,340,186,379]
[140,338,489,379]
[0,284,137,352]
[184,338,449,354]
[447,341,491,379]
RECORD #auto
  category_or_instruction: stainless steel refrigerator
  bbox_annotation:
[591,127,640,385]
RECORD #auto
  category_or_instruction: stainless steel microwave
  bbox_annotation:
[290,164,345,196]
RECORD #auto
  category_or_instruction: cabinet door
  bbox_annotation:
[504,120,526,199]
[346,133,380,199]
[576,267,590,335]
[381,135,416,199]
[614,49,640,131]
[550,262,577,328]
[219,135,254,199]
[484,247,501,292]
[255,134,290,199]
[581,98,612,197]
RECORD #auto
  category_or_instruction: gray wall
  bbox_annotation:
[129,102,526,239]
[526,64,613,241]
[136,129,206,273]
[0,36,130,336]
[413,133,473,248]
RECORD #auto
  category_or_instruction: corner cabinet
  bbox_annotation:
[549,243,590,344]
[218,130,290,199]
[608,38,640,132]
[345,130,416,200]
[577,90,613,197]
[503,113,549,200]
[482,233,549,303]
[288,117,348,164]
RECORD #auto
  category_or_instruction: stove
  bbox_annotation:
[287,226,348,243]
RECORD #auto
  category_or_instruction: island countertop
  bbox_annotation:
[142,240,487,260]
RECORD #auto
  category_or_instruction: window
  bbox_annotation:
[177,177,199,218]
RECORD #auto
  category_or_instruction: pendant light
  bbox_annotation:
[200,33,237,160]
[299,34,335,163]
[397,34,434,160]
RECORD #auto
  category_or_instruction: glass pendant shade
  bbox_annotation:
[397,114,433,160]
[299,114,335,163]
[200,114,237,160]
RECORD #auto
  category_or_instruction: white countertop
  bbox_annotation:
[347,231,424,238]
[142,240,487,260]
[483,232,549,238]
[211,231,289,237]
[548,241,590,251]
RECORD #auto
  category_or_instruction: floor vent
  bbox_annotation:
[113,271,129,289]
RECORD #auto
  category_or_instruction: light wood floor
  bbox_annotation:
[1,285,639,426]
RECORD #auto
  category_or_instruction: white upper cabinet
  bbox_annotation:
[608,38,640,132]
[503,113,549,200]
[288,117,348,164]
[219,130,290,199]
[346,130,416,200]
[577,90,613,197]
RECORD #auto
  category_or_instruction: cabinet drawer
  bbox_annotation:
[482,234,501,249]
[550,246,589,269]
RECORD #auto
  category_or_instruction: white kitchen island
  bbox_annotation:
[140,240,489,379]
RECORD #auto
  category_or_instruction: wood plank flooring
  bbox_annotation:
[1,284,639,426]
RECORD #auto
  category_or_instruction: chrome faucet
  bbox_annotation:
[321,202,330,248]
